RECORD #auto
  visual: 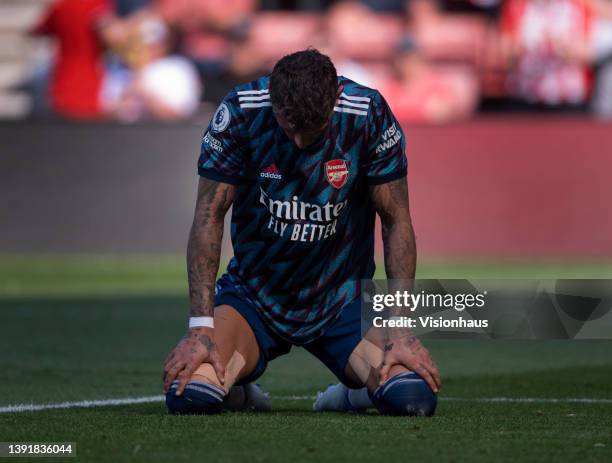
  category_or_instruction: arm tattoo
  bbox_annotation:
[198,334,215,351]
[370,178,418,339]
[386,331,423,353]
[370,179,417,282]
[187,178,234,317]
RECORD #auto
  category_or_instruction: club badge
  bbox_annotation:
[325,159,349,189]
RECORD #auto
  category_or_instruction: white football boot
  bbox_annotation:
[224,383,271,412]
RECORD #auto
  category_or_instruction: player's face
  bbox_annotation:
[273,109,333,149]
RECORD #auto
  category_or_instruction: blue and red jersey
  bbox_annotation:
[198,75,407,344]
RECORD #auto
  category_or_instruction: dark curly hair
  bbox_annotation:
[269,49,338,133]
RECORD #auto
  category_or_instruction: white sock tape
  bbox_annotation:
[189,316,214,329]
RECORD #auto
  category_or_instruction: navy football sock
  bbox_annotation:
[369,372,437,416]
[166,380,225,415]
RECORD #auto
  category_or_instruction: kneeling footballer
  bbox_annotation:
[162,49,441,416]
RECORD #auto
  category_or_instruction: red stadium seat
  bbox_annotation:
[249,13,323,65]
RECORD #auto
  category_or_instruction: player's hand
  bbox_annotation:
[379,330,441,393]
[162,327,225,395]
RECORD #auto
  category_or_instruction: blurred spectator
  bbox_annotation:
[590,0,612,117]
[156,0,257,79]
[376,37,479,123]
[501,0,595,107]
[27,0,612,123]
[31,0,119,119]
[198,32,269,101]
[101,9,202,121]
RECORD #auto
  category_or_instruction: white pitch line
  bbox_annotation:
[0,395,164,413]
[2,395,612,414]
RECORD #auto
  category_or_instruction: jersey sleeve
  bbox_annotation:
[197,91,248,185]
[364,91,407,185]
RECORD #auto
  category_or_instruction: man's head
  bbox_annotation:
[270,49,338,149]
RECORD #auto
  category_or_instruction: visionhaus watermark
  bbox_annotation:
[361,279,612,339]
[371,289,489,329]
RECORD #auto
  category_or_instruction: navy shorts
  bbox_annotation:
[214,275,363,387]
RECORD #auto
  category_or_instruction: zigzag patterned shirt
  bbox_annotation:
[198,75,407,344]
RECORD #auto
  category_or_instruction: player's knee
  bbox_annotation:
[165,380,226,415]
[369,372,437,417]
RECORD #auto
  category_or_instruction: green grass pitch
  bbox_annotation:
[1,256,612,462]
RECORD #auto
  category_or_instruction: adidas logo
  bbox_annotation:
[260,163,282,180]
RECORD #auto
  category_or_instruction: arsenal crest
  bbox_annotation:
[325,159,349,189]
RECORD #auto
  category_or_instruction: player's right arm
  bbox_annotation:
[163,91,246,395]
[163,177,235,395]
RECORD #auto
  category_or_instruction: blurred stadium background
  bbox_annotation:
[2,0,612,264]
[2,0,612,122]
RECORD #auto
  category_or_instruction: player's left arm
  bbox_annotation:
[369,179,441,393]
[370,178,416,280]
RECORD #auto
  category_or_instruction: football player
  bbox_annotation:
[163,49,440,416]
